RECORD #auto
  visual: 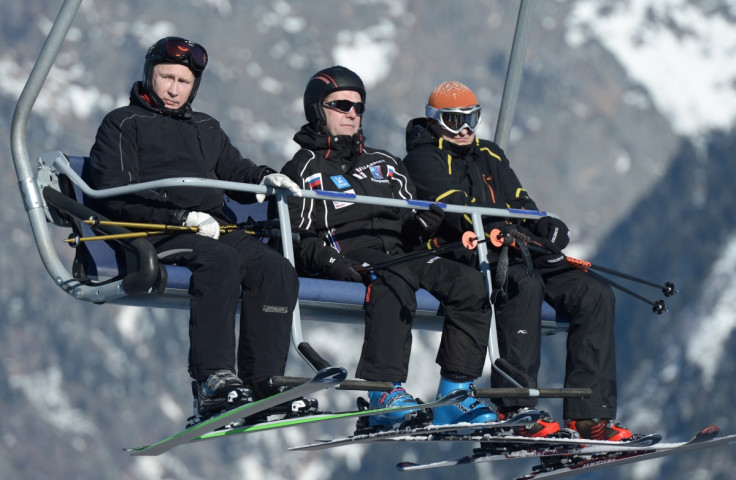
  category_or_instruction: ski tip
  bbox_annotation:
[396,462,417,471]
[315,366,348,384]
[698,425,720,438]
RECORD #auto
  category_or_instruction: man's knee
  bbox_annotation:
[508,267,545,302]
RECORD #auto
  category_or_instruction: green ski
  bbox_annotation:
[191,389,469,443]
[125,366,347,456]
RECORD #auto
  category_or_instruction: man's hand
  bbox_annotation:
[533,252,567,270]
[415,203,445,236]
[533,216,570,250]
[325,254,363,283]
[184,211,220,239]
[312,246,362,282]
[257,173,303,203]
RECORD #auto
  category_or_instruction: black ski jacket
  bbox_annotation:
[88,82,274,225]
[403,117,538,243]
[281,124,424,275]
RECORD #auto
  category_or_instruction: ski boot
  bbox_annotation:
[565,418,633,441]
[358,384,429,431]
[432,378,497,425]
[498,406,561,437]
[234,379,320,426]
[186,370,253,428]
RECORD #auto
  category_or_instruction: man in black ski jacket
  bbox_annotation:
[403,81,633,441]
[281,66,498,429]
[88,37,304,425]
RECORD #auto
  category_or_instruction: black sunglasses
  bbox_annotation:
[322,100,366,115]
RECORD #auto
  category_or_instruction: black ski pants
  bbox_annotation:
[492,262,617,420]
[152,231,298,384]
[348,248,492,383]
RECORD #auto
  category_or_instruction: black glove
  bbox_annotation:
[323,252,363,283]
[415,204,445,237]
[533,216,570,250]
[533,252,567,271]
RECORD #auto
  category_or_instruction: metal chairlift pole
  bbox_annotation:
[485,0,536,388]
[10,0,83,292]
[494,0,535,151]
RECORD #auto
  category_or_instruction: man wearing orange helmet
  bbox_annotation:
[403,81,633,441]
[281,67,499,429]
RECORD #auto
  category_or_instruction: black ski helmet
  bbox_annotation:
[142,37,208,108]
[303,65,366,125]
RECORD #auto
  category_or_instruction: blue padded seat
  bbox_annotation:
[63,155,567,331]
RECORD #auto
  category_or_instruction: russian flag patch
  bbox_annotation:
[306,173,322,189]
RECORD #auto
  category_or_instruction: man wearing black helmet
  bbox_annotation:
[88,37,305,426]
[403,81,633,441]
[280,66,498,429]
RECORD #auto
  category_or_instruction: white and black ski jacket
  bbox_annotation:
[281,124,426,276]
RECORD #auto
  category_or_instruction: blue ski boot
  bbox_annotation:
[365,384,428,428]
[432,377,497,425]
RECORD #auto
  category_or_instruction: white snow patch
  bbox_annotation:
[567,0,736,136]
[115,305,145,343]
[332,19,399,88]
[614,150,632,174]
[0,55,117,121]
[159,393,185,423]
[631,456,666,479]
[685,235,736,387]
[131,20,177,49]
[8,366,97,435]
[199,0,232,15]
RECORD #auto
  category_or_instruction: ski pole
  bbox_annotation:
[65,230,165,246]
[585,270,668,314]
[82,217,284,235]
[466,229,674,314]
[565,257,677,297]
[354,239,468,274]
[481,228,677,296]
[82,218,198,232]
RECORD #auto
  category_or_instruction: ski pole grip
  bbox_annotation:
[489,228,515,248]
[462,231,479,249]
[297,342,331,371]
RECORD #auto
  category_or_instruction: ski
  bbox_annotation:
[190,389,469,444]
[125,366,347,456]
[290,409,541,451]
[394,431,661,448]
[515,426,736,479]
[395,433,662,471]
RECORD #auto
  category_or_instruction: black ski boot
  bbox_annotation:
[186,370,253,428]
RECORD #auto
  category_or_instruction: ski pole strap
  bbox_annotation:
[517,238,534,277]
[487,226,535,277]
[492,245,509,303]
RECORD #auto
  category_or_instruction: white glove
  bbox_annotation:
[184,211,221,239]
[256,173,303,203]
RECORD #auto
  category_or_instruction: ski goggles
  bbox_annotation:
[426,104,482,134]
[322,100,366,115]
[159,38,208,73]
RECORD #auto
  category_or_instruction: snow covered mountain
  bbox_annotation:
[1,1,735,479]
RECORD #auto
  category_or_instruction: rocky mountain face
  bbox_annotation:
[2,1,735,479]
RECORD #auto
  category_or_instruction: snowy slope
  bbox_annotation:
[3,1,736,479]
[567,0,736,136]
